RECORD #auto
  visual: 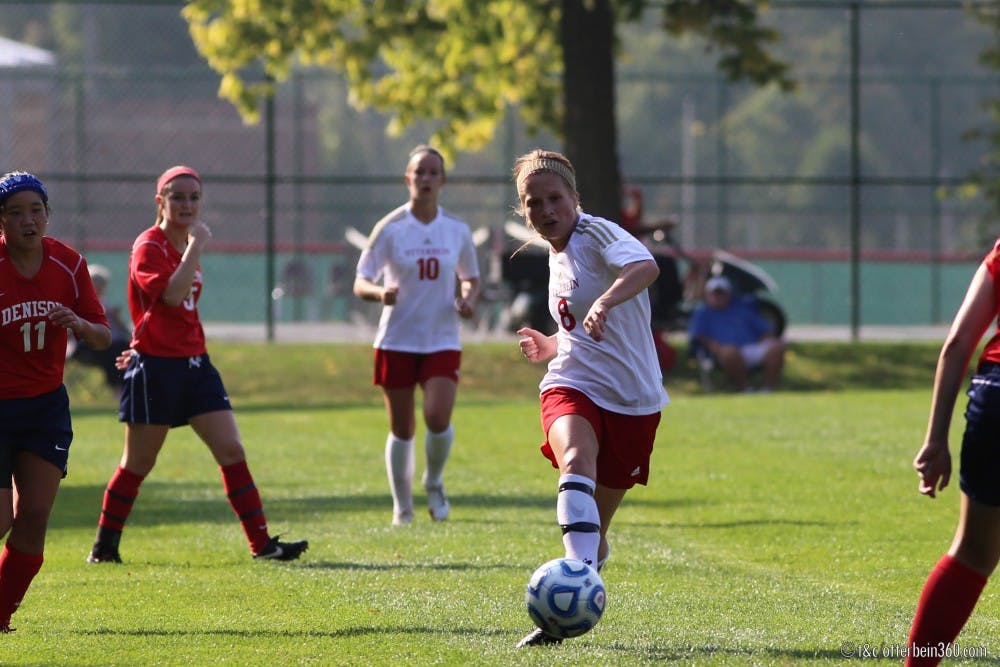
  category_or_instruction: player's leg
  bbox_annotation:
[421,374,458,521]
[88,423,169,564]
[0,489,10,542]
[594,484,627,571]
[547,414,601,568]
[0,445,12,539]
[906,493,999,666]
[190,410,306,560]
[383,386,417,524]
[0,452,61,630]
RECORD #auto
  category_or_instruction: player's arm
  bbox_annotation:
[583,259,659,342]
[48,305,111,350]
[455,276,480,318]
[353,274,397,305]
[162,222,211,307]
[914,263,995,497]
[518,327,557,363]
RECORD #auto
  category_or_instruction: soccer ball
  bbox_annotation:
[525,557,606,639]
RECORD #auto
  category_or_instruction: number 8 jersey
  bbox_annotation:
[356,204,480,353]
[540,213,669,416]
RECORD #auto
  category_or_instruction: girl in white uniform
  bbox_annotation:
[354,146,480,525]
[514,149,669,647]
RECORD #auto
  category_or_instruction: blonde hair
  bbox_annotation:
[510,149,579,256]
[512,149,577,207]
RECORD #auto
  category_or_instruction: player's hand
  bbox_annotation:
[583,302,608,342]
[518,327,554,363]
[47,304,84,335]
[188,221,212,247]
[913,440,951,498]
[455,297,475,319]
[382,286,399,306]
[115,348,135,370]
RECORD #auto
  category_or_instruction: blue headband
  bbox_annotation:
[0,172,49,207]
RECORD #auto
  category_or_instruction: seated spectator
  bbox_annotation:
[688,276,785,392]
[69,264,131,391]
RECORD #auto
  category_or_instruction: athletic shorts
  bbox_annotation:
[119,353,232,428]
[0,385,73,484]
[740,339,777,367]
[959,362,1000,506]
[373,349,461,389]
[539,386,660,490]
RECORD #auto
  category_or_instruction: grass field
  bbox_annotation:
[4,341,999,665]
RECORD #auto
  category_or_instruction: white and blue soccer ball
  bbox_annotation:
[525,557,606,638]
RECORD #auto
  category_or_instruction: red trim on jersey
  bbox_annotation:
[127,226,206,357]
[0,237,109,399]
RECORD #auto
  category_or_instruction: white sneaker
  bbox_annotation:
[424,483,450,521]
[392,509,414,526]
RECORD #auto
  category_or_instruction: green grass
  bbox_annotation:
[5,341,999,665]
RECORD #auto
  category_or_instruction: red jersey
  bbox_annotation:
[127,226,206,357]
[978,239,1000,365]
[0,236,109,399]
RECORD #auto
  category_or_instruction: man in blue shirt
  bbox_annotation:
[688,276,785,391]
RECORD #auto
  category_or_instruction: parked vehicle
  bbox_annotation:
[499,220,786,373]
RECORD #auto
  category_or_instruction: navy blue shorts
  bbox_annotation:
[959,362,1000,506]
[0,385,73,485]
[119,353,232,428]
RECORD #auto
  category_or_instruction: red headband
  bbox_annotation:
[156,166,201,195]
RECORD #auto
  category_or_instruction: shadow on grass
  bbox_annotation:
[56,483,711,530]
[75,625,512,639]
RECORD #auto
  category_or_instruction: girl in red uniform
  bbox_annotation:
[0,172,111,632]
[87,166,307,563]
[907,238,1000,665]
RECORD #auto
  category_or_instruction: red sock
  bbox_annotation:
[0,543,44,628]
[98,466,145,532]
[220,461,270,554]
[906,554,988,667]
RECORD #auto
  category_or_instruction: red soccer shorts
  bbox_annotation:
[373,349,461,389]
[539,386,660,489]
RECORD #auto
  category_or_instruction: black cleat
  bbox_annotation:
[516,627,563,648]
[0,625,14,634]
[253,536,309,561]
[86,545,122,564]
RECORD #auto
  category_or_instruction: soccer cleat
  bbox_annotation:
[253,536,309,561]
[424,483,450,521]
[516,627,563,648]
[392,510,414,526]
[86,544,123,564]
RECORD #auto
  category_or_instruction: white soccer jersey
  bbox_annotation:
[539,213,670,415]
[356,204,480,353]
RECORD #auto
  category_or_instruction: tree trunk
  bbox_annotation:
[560,0,621,222]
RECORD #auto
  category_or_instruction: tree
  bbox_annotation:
[183,0,791,220]
[966,4,1000,232]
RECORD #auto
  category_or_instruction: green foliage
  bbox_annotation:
[181,1,790,158]
[965,5,1000,229]
[183,0,561,157]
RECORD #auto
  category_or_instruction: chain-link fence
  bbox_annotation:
[1,1,997,333]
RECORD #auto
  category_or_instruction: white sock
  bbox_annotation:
[385,433,415,516]
[556,473,600,567]
[423,424,454,488]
